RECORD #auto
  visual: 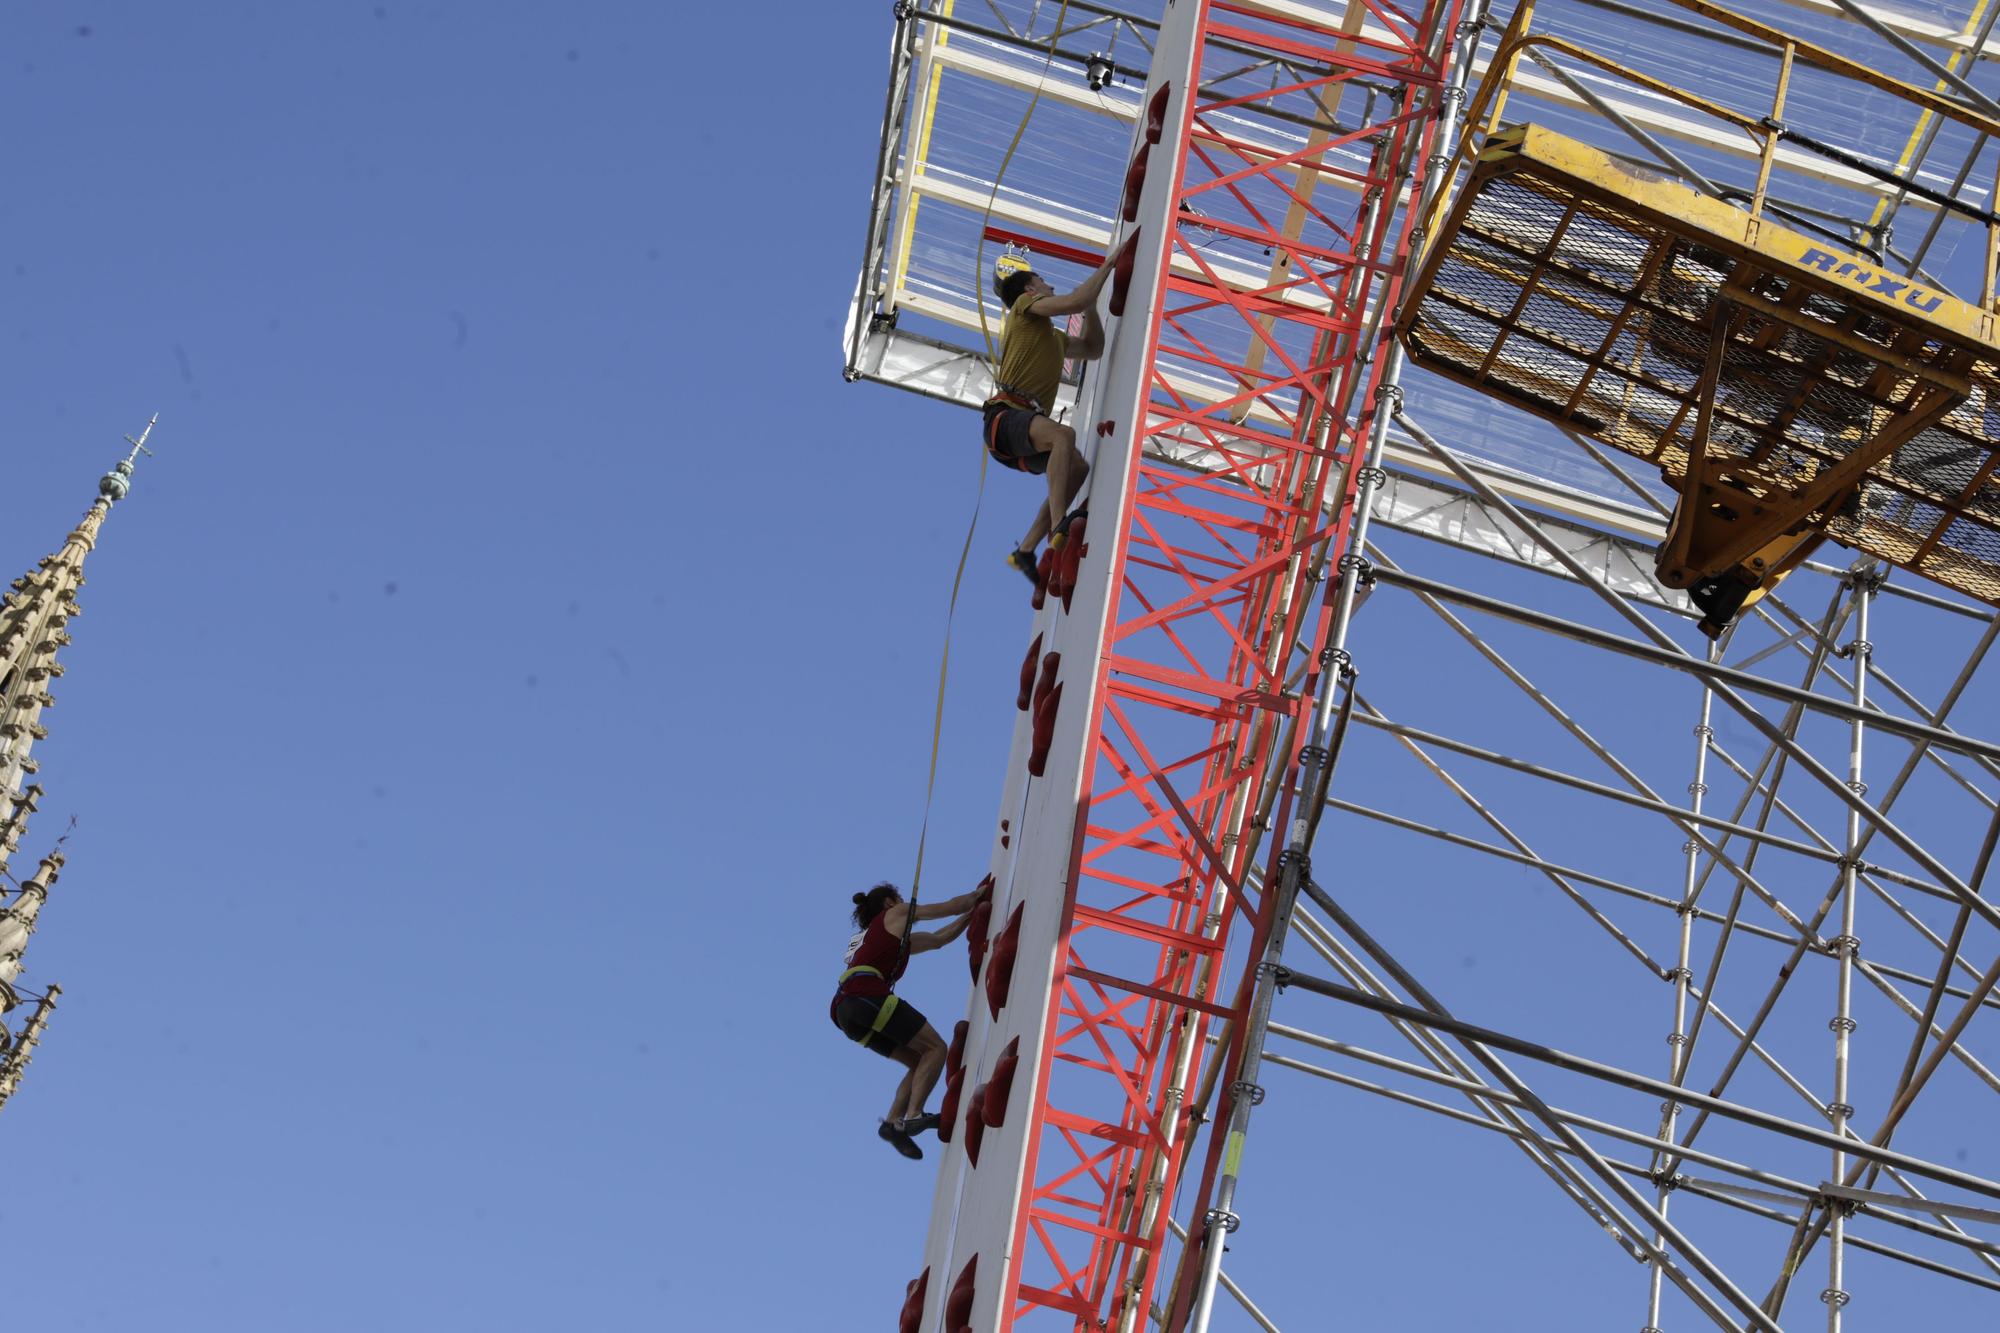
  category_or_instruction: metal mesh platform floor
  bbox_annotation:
[1396,123,2000,606]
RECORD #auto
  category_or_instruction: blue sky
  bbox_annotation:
[4,4,1997,1331]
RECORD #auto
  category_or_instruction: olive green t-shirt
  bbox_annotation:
[998,291,1066,412]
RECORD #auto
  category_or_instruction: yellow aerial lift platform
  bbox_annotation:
[1394,1,2000,634]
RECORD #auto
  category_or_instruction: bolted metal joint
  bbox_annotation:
[1828,1015,1858,1034]
[1666,1032,1688,1046]
[1357,464,1389,490]
[1687,781,1707,796]
[1320,645,1353,672]
[1827,1101,1855,1119]
[1847,779,1869,797]
[1829,934,1861,959]
[1665,966,1694,982]
[1692,724,1713,738]
[1263,962,1293,989]
[1336,551,1370,576]
[1230,1079,1266,1107]
[1820,1288,1851,1309]
[1204,1207,1242,1235]
[892,0,916,18]
[1276,848,1310,875]
[1375,382,1404,409]
[1298,745,1330,770]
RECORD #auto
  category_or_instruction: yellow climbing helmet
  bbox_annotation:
[992,247,1035,300]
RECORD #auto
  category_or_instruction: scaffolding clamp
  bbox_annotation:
[1230,1079,1267,1107]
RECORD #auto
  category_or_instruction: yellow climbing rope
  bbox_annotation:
[901,0,1075,960]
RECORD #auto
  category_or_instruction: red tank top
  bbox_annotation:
[836,913,908,999]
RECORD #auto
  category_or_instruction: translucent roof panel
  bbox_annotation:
[850,0,2000,513]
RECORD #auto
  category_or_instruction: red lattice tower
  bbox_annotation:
[908,6,1462,1331]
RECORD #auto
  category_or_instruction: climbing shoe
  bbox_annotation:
[879,1120,923,1160]
[1049,505,1088,552]
[1006,547,1042,588]
[898,1111,941,1136]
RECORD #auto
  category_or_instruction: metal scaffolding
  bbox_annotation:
[845,2,2000,1328]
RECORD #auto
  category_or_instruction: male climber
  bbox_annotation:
[985,249,1116,586]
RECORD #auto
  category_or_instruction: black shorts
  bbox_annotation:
[833,992,926,1057]
[983,403,1050,476]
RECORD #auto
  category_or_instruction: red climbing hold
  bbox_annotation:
[939,1019,970,1142]
[938,1069,964,1145]
[1017,632,1042,711]
[963,1086,987,1167]
[945,1256,979,1330]
[1032,548,1054,609]
[1055,514,1088,611]
[984,901,1024,1020]
[982,1036,1021,1129]
[1145,82,1172,144]
[1121,143,1150,224]
[966,894,993,980]
[1108,227,1141,318]
[899,1268,930,1333]
[1032,651,1060,709]
[947,1017,968,1071]
[1028,681,1062,777]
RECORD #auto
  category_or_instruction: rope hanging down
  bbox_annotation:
[897,0,1076,972]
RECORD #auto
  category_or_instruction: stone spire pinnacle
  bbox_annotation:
[0,418,154,1115]
[0,852,62,1012]
[0,983,59,1113]
[0,416,153,882]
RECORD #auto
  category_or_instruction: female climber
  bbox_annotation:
[831,878,990,1159]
